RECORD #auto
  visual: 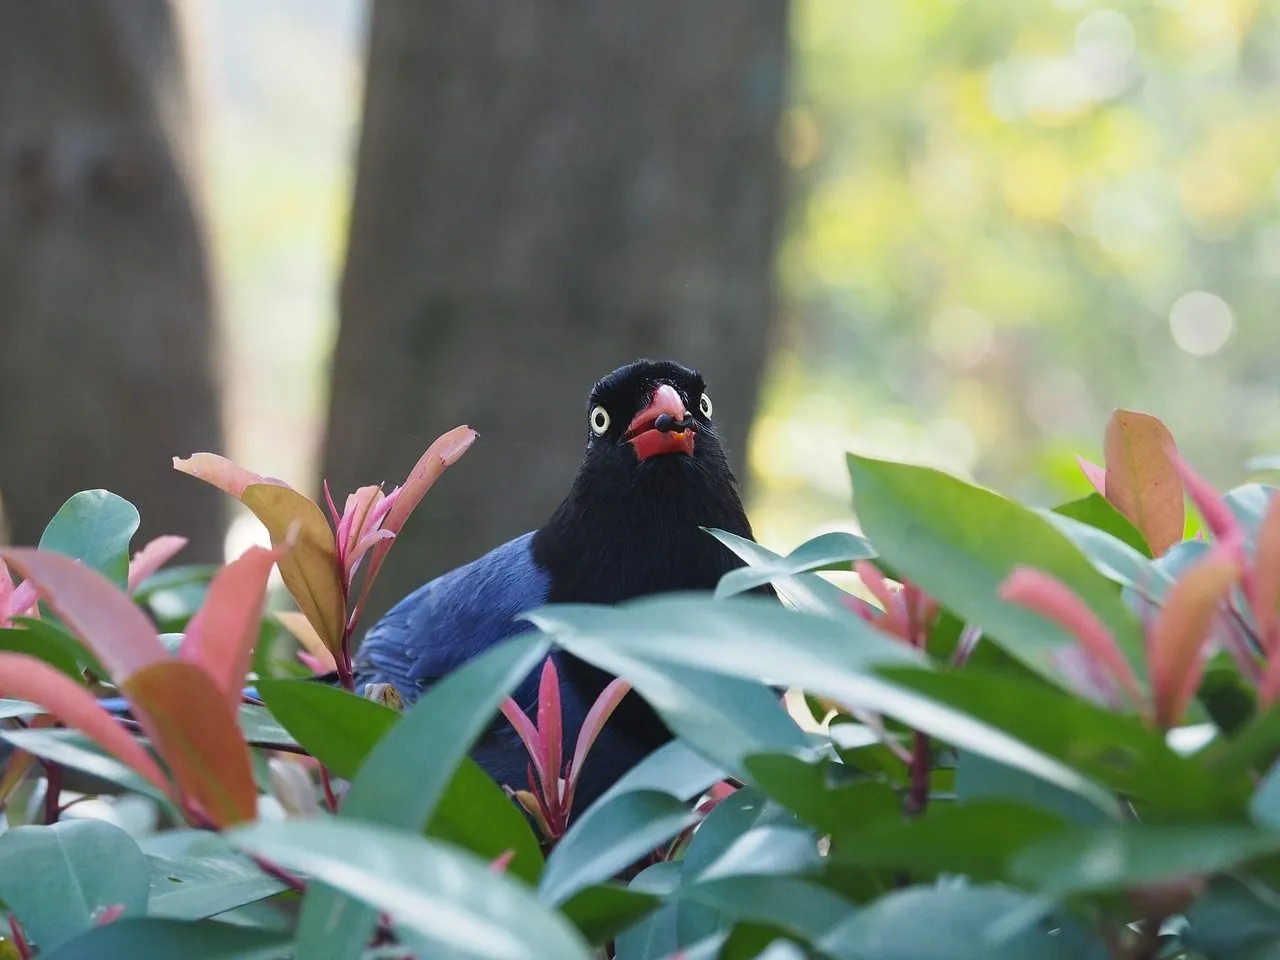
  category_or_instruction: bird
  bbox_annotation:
[350,358,768,812]
[83,359,768,815]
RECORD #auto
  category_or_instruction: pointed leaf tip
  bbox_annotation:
[1076,456,1106,496]
[126,535,188,594]
[1102,410,1184,557]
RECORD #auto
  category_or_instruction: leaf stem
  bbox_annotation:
[7,914,31,960]
[904,731,931,817]
[319,764,339,813]
[42,761,63,824]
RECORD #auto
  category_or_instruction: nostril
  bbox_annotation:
[654,413,696,433]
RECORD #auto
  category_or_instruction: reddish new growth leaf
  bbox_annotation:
[850,561,939,651]
[499,656,631,842]
[1103,410,1185,556]
[175,426,476,690]
[126,536,188,594]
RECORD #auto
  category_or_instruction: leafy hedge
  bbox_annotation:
[0,412,1278,959]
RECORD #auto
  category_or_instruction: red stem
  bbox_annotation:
[43,762,63,825]
[8,915,31,960]
[320,765,339,813]
[905,731,931,817]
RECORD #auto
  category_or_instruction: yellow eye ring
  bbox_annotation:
[590,405,610,435]
[699,393,713,418]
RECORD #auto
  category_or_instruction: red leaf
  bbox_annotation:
[999,567,1145,709]
[0,548,168,684]
[1147,553,1239,728]
[565,677,630,812]
[1102,410,1185,556]
[1076,456,1106,495]
[127,536,188,594]
[123,660,257,827]
[499,696,545,787]
[1171,454,1243,547]
[353,426,477,620]
[536,658,563,807]
[0,653,170,794]
[179,545,283,706]
[1253,496,1280,650]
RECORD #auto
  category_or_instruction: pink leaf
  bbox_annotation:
[172,453,290,499]
[127,536,188,594]
[352,426,477,620]
[93,904,125,926]
[0,562,11,622]
[346,529,395,581]
[323,479,341,527]
[297,651,329,675]
[0,548,168,684]
[1147,552,1239,728]
[1252,495,1280,650]
[179,545,283,706]
[1171,453,1243,547]
[499,696,546,787]
[1102,410,1185,556]
[1077,456,1107,495]
[0,652,170,795]
[536,658,563,807]
[275,611,337,672]
[489,849,516,873]
[564,678,630,812]
[337,486,383,564]
[7,581,37,621]
[999,566,1145,709]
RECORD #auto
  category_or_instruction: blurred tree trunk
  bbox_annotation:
[0,0,226,561]
[325,0,788,618]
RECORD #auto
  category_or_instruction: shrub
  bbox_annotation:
[0,411,1277,959]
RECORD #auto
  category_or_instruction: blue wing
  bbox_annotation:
[352,531,551,704]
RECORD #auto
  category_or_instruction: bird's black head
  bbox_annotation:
[533,357,755,604]
[577,358,730,488]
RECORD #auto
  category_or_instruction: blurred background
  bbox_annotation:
[2,0,1278,625]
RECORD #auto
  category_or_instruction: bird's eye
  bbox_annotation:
[590,405,611,435]
[699,393,713,418]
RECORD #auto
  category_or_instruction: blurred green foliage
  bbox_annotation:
[749,0,1280,548]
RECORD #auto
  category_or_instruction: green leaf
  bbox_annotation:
[236,704,299,750]
[1184,874,1280,959]
[560,885,661,945]
[428,756,545,885]
[0,625,83,679]
[703,528,868,618]
[678,787,797,884]
[1009,824,1280,896]
[1039,511,1169,601]
[143,830,287,921]
[7,617,108,679]
[744,752,901,841]
[294,631,551,960]
[877,664,1240,820]
[831,799,1069,884]
[254,678,398,779]
[0,819,150,951]
[846,454,1146,687]
[1050,493,1152,557]
[1226,484,1279,542]
[956,751,1112,825]
[818,885,1078,960]
[595,738,727,809]
[677,875,854,946]
[0,697,40,719]
[38,490,139,589]
[540,789,699,905]
[0,728,175,810]
[529,596,1121,817]
[38,918,292,960]
[229,817,594,960]
[709,529,875,602]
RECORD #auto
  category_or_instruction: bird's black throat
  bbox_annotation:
[530,434,767,758]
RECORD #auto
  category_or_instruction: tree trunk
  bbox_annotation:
[324,0,788,621]
[0,0,226,561]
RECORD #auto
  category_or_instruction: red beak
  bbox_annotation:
[624,384,696,461]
